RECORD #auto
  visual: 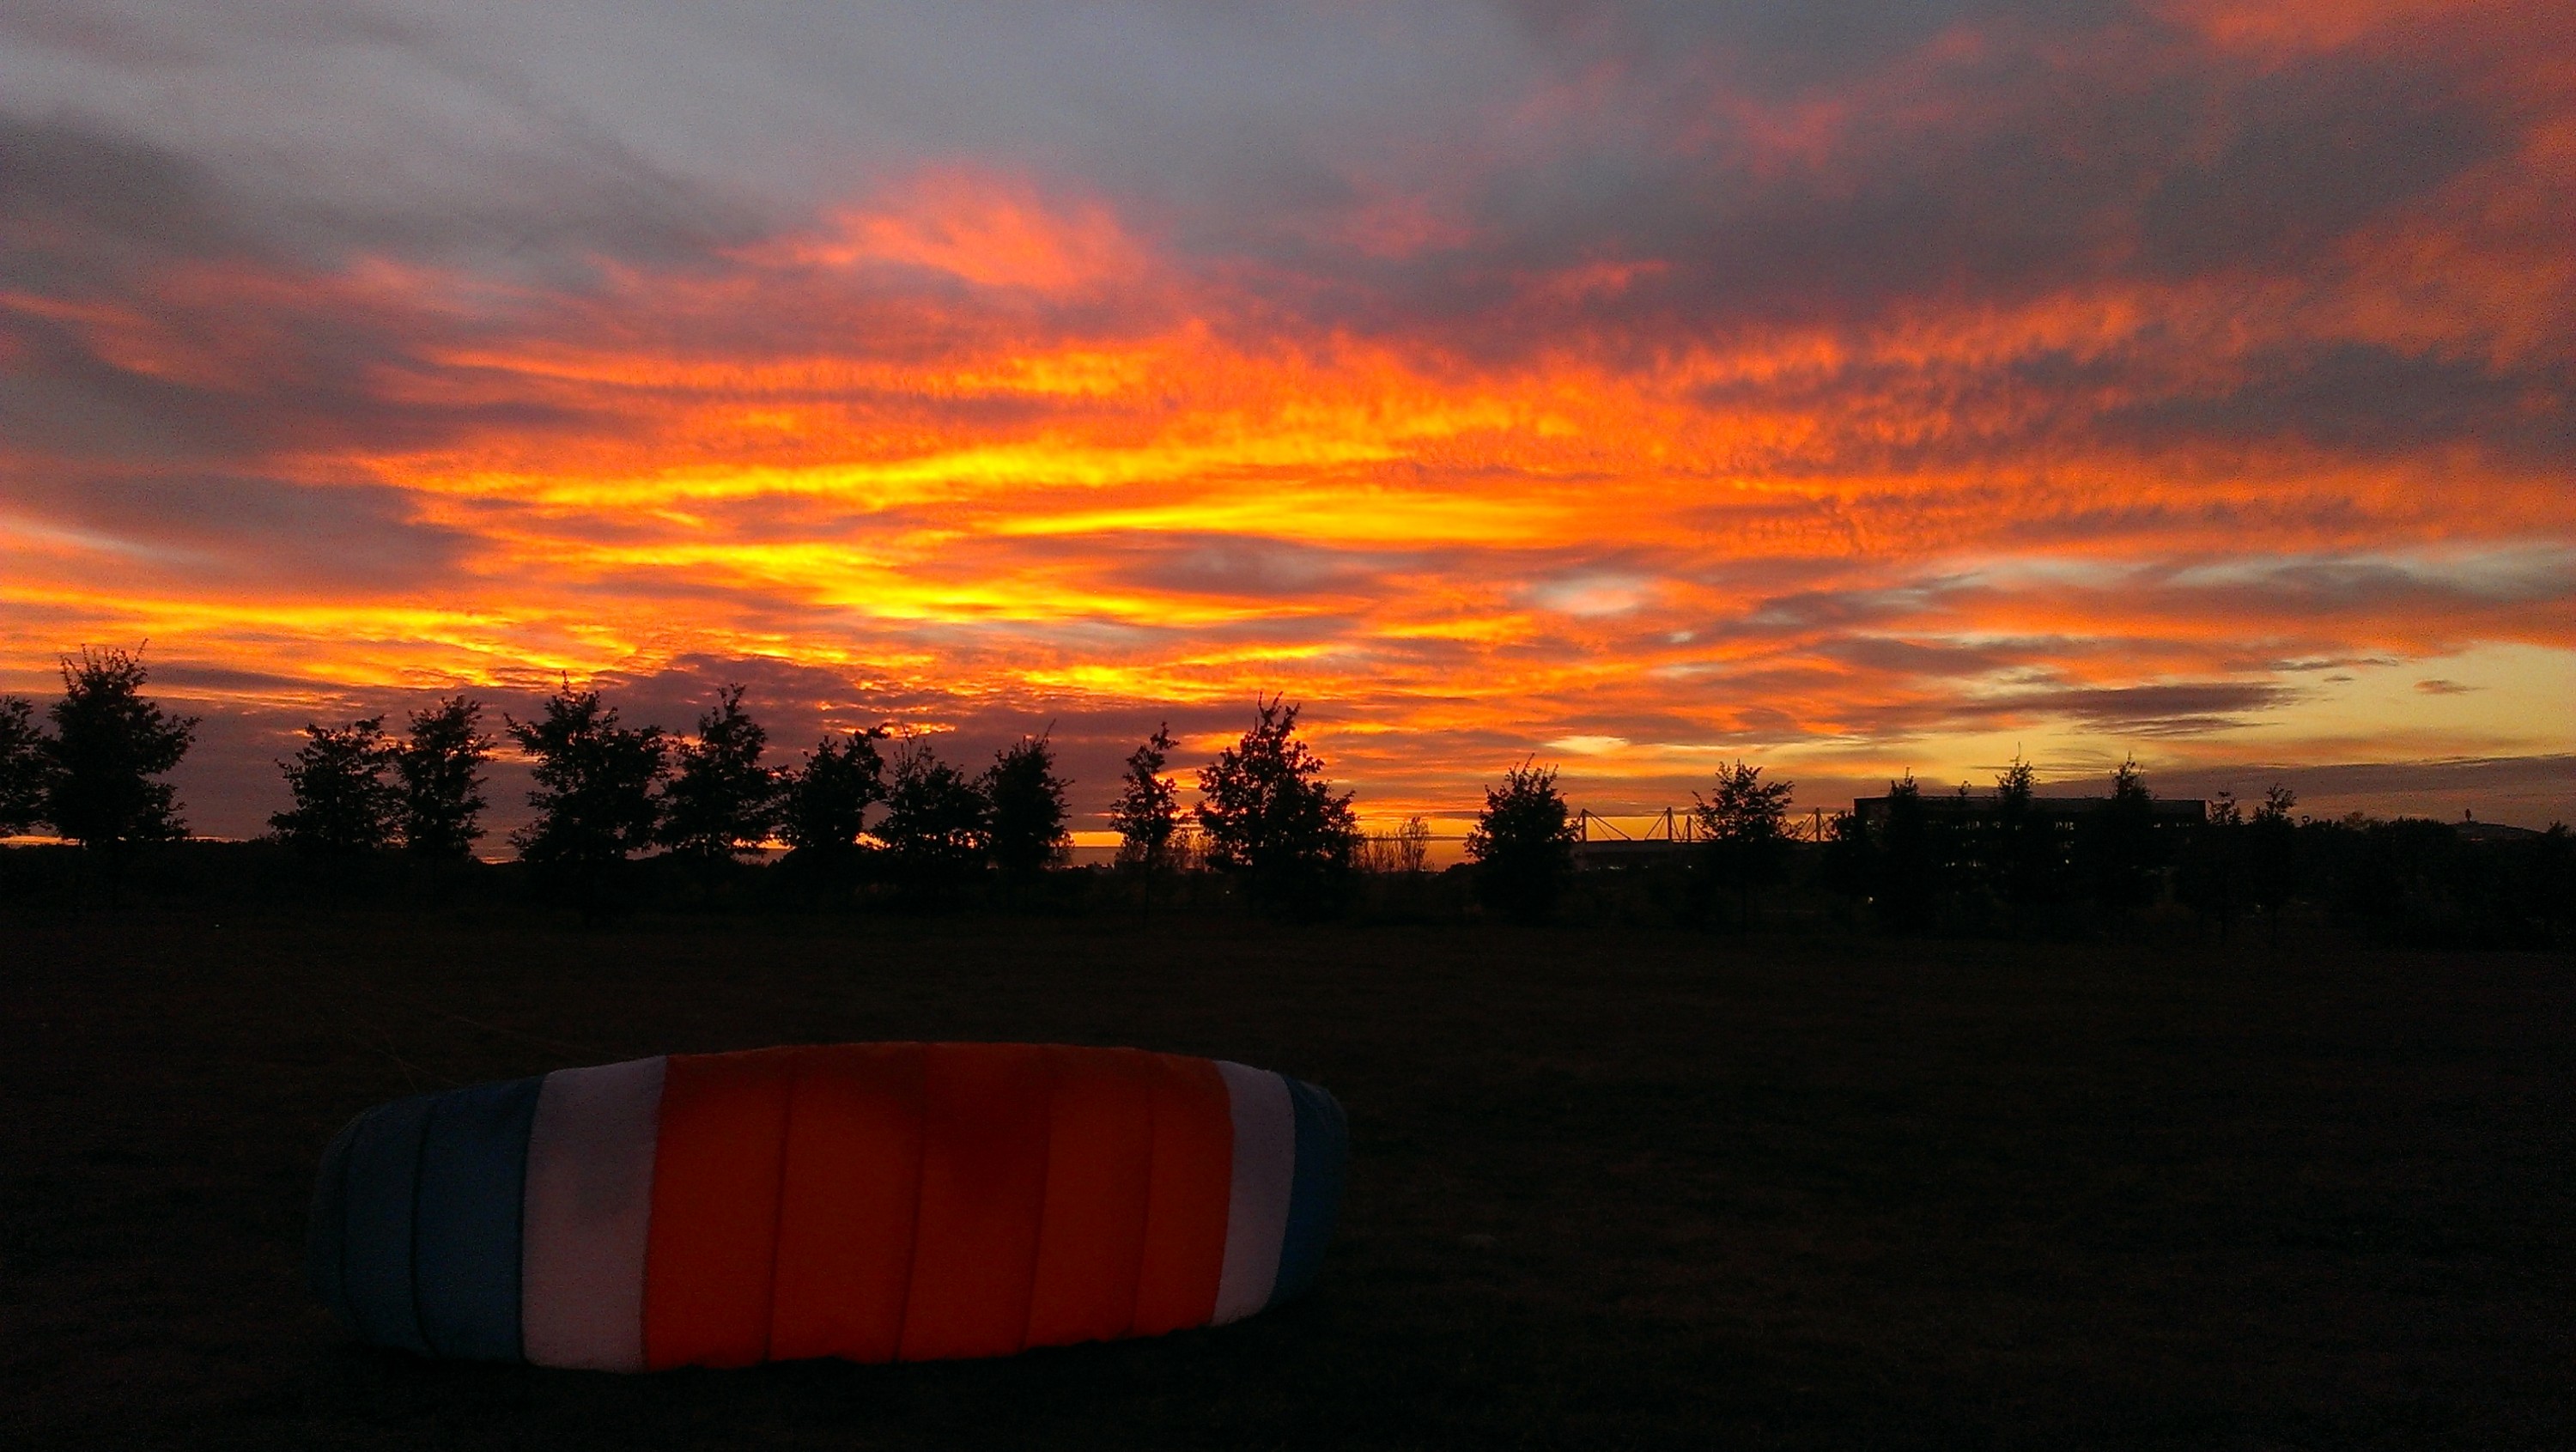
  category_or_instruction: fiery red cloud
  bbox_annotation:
[1,1,2570,836]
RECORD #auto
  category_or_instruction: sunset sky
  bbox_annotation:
[3,0,2570,842]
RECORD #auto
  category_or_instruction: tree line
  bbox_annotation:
[1797,760,2568,948]
[0,653,1369,914]
[1465,752,2568,948]
[2,648,2566,942]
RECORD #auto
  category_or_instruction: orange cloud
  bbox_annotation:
[757,172,1146,293]
[3,9,2571,836]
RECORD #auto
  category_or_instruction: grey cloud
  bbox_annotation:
[2098,344,2572,465]
[2186,556,2573,614]
[0,113,240,276]
[1,471,474,587]
[0,296,595,467]
[0,116,629,468]
[9,2,2562,464]
[1722,580,1957,636]
[8,0,1509,266]
[0,0,209,68]
[1095,533,1395,599]
[0,0,419,65]
[3,24,760,283]
[2130,53,2500,279]
[2272,657,2398,672]
[145,662,373,700]
[2150,755,2576,829]
[1255,7,2543,462]
[1974,680,2300,737]
[7,1,2538,324]
[1820,635,2021,678]
[1492,1,2139,91]
[1577,647,2300,740]
[1682,336,2571,476]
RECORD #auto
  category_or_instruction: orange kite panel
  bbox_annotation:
[1128,1052,1232,1337]
[643,1048,799,1370]
[768,1042,929,1364]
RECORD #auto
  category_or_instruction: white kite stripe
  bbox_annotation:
[1211,1061,1297,1325]
[520,1055,665,1371]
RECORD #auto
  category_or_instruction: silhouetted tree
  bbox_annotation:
[1985,755,2063,929]
[1108,723,1182,873]
[2168,807,2576,950]
[2176,790,2247,939]
[507,682,666,910]
[2525,823,2573,945]
[1358,819,1432,875]
[779,728,888,876]
[1693,759,1795,929]
[1390,815,1431,875]
[877,736,989,896]
[2079,756,2162,926]
[1948,780,1979,927]
[659,684,778,864]
[1819,808,1873,912]
[1195,696,1359,913]
[0,695,47,835]
[1465,759,1577,923]
[2246,785,2300,944]
[983,732,1070,884]
[2329,816,2485,945]
[395,696,492,859]
[46,647,198,896]
[270,717,399,859]
[1875,772,1938,933]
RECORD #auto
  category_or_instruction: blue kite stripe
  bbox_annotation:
[338,1093,435,1355]
[1271,1074,1347,1308]
[306,1111,361,1334]
[412,1075,543,1361]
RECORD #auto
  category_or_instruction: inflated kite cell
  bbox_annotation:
[307,1042,1346,1370]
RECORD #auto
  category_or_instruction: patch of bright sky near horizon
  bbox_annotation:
[1,0,2571,840]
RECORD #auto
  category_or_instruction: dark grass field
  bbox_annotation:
[2,908,2568,1449]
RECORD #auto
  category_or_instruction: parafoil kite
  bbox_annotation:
[307,1042,1346,1370]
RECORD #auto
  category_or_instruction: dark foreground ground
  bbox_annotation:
[0,908,2567,1450]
